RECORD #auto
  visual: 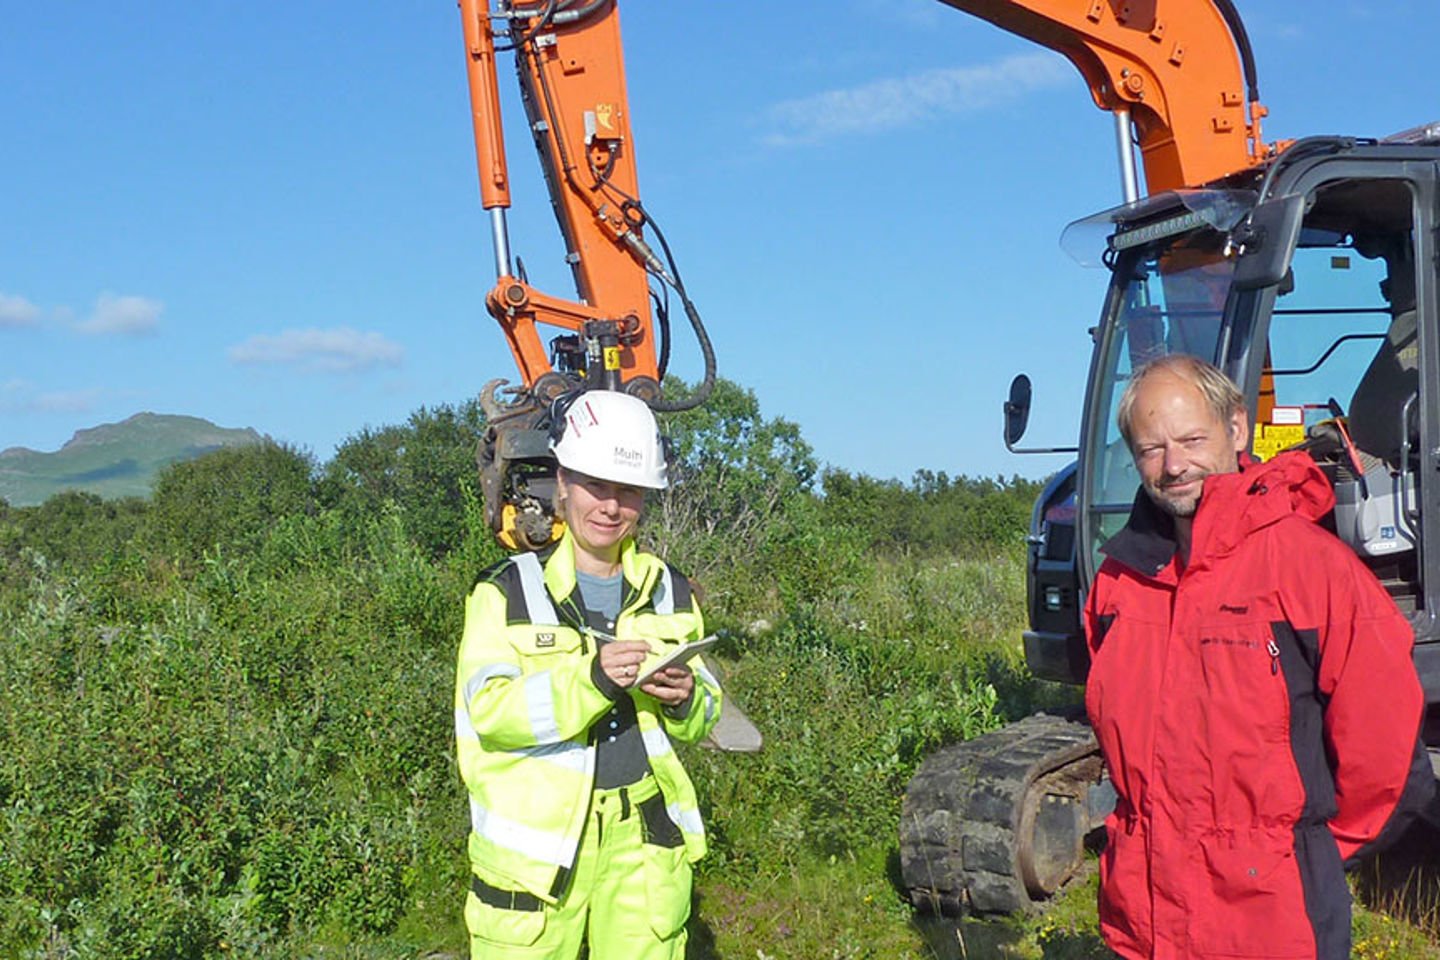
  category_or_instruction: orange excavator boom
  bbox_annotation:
[456,0,1276,550]
[458,0,719,550]
[459,0,1271,401]
[459,0,707,405]
[938,0,1273,194]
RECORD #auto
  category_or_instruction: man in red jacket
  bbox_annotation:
[1084,355,1433,959]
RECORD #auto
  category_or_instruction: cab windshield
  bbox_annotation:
[1083,227,1236,561]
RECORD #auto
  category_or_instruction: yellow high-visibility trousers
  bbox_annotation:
[465,775,691,960]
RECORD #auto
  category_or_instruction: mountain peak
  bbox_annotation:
[1,413,268,506]
[59,412,263,452]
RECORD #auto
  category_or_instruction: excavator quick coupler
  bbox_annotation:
[477,377,568,552]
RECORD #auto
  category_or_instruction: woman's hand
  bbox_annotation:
[597,640,652,688]
[638,665,695,708]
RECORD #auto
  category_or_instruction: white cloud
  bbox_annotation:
[0,293,41,328]
[762,52,1071,146]
[30,389,102,414]
[228,327,405,373]
[0,380,101,415]
[78,292,163,336]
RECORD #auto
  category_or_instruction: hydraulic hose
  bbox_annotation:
[501,0,713,413]
[553,0,610,26]
[651,288,672,380]
[648,291,715,412]
[629,203,714,412]
[1212,0,1260,106]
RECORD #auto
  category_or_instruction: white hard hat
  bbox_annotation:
[550,390,668,489]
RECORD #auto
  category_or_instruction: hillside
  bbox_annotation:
[0,412,266,506]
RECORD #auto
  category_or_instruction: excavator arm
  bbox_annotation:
[461,0,663,397]
[938,0,1272,193]
[457,0,1273,549]
[458,0,714,548]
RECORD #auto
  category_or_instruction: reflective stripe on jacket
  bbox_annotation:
[1084,451,1433,960]
[455,529,722,902]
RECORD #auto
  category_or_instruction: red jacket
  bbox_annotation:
[1084,451,1432,960]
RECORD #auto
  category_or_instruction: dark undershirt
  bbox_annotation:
[575,570,649,788]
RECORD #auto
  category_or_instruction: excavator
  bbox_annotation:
[457,0,716,553]
[455,0,1440,917]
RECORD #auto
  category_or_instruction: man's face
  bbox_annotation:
[1128,372,1248,518]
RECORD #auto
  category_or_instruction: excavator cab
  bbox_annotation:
[923,140,1440,920]
[1022,135,1440,711]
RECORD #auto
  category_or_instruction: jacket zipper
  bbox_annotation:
[1266,638,1280,676]
[556,595,589,653]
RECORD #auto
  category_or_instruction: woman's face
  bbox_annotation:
[556,468,646,563]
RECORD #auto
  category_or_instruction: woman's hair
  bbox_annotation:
[552,466,571,520]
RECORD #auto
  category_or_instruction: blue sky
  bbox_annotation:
[3,1,1436,482]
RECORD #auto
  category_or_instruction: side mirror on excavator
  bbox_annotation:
[1231,194,1306,291]
[1004,373,1079,455]
[1005,374,1033,450]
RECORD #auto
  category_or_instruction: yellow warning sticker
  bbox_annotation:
[1252,423,1306,461]
[603,346,621,370]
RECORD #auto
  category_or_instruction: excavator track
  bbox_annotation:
[900,711,1106,915]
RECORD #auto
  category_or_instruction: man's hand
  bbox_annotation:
[638,665,695,708]
[597,641,651,688]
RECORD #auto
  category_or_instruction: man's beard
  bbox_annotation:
[1145,476,1204,518]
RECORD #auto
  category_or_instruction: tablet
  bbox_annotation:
[635,635,718,687]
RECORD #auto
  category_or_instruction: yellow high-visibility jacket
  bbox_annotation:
[454,530,722,902]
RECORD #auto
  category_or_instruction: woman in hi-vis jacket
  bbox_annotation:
[454,389,722,960]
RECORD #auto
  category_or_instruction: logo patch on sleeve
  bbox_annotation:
[536,632,556,648]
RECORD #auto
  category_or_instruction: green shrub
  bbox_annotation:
[0,491,149,570]
[147,443,314,567]
[648,378,817,613]
[689,550,1040,878]
[0,389,1111,959]
[820,467,1042,556]
[317,401,488,559]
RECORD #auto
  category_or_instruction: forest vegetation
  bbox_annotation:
[1,378,1435,959]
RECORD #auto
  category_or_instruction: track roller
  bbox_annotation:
[900,711,1108,915]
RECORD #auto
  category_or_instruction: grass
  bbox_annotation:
[692,850,929,960]
[1351,817,1440,959]
[2,506,1438,959]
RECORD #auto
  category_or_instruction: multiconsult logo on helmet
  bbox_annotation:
[548,390,667,489]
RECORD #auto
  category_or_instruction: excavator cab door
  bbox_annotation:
[1233,162,1440,737]
[1076,165,1440,708]
[1236,177,1427,597]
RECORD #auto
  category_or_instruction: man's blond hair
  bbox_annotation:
[1116,355,1245,450]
